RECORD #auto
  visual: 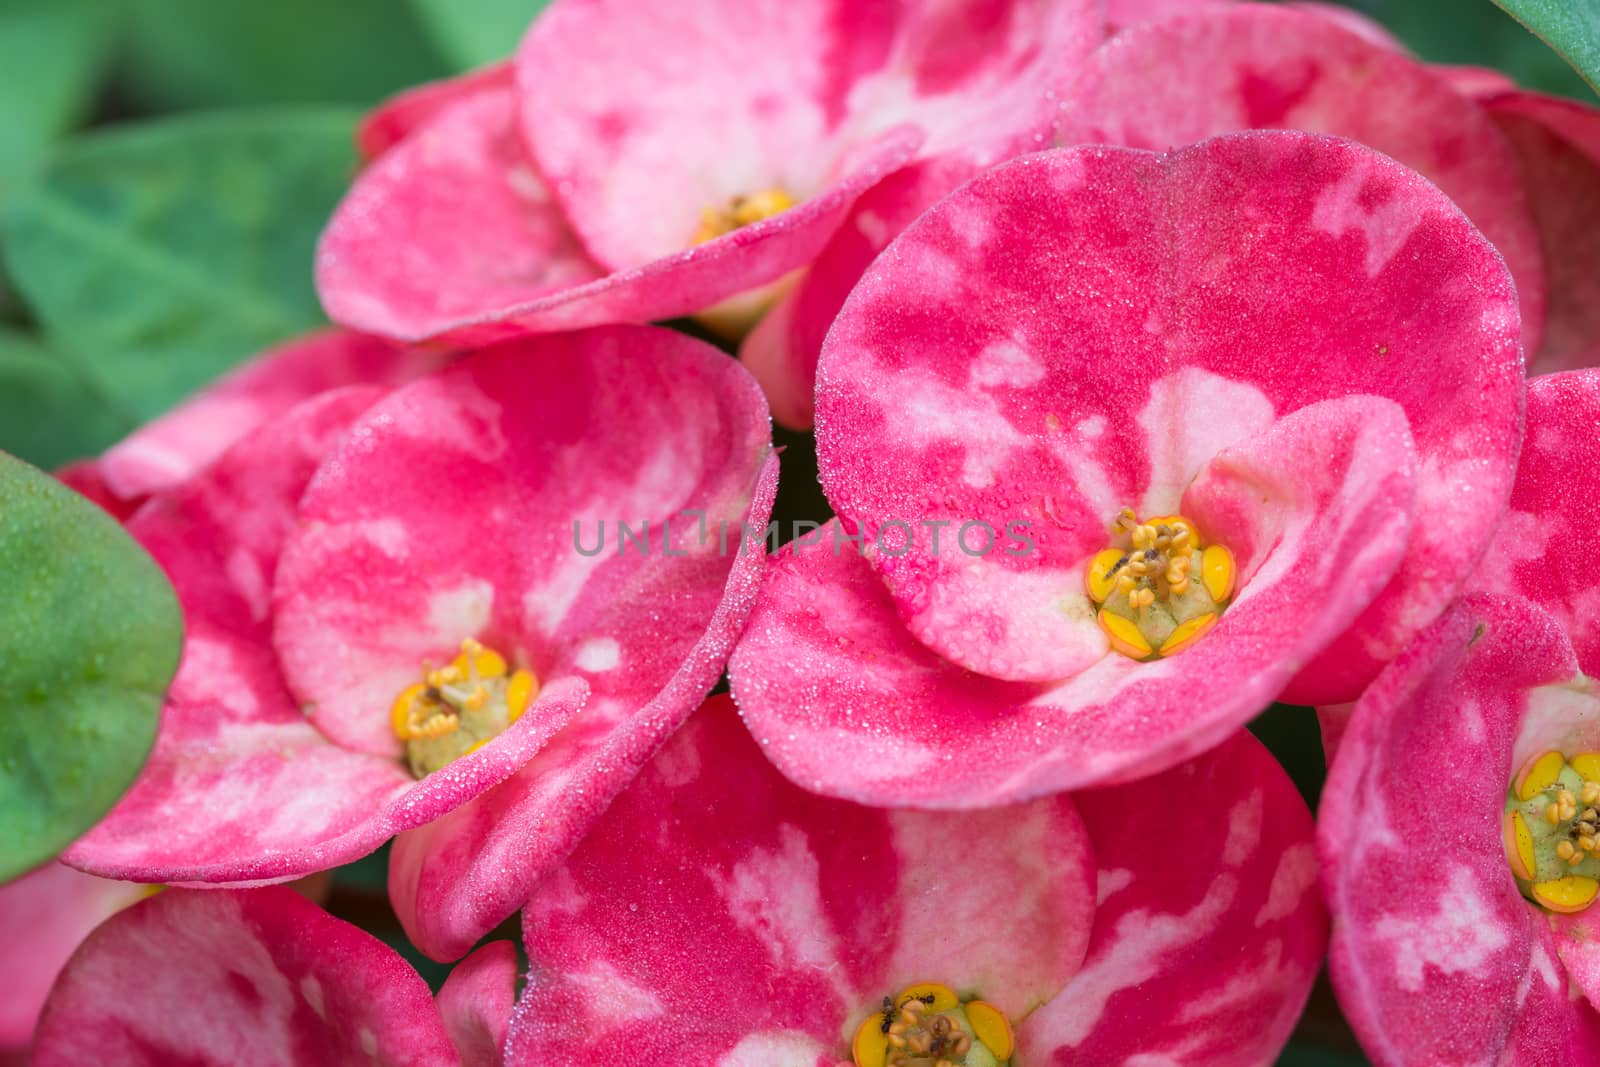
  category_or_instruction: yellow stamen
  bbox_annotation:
[1533,875,1600,913]
[1086,548,1127,604]
[507,669,537,721]
[1099,611,1152,659]
[1517,750,1567,801]
[964,1000,1014,1060]
[1201,544,1236,603]
[390,682,426,742]
[895,984,959,1013]
[1159,612,1218,657]
[691,187,795,244]
[1503,810,1537,879]
[853,1012,890,1067]
[1572,752,1600,781]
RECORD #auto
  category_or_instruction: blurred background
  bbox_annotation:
[0,2,1589,1063]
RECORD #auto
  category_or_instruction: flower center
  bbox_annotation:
[1502,749,1600,913]
[389,638,537,778]
[1084,508,1236,660]
[691,187,795,244]
[852,983,1013,1067]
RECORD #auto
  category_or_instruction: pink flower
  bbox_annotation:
[0,864,146,1056]
[1068,2,1600,378]
[29,885,516,1067]
[730,131,1522,808]
[506,695,1326,1066]
[1320,371,1600,1064]
[316,0,1101,411]
[65,325,777,963]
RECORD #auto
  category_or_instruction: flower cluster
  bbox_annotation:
[12,1,1600,1065]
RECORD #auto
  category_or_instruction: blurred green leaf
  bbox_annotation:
[119,0,448,111]
[408,0,549,70]
[1348,0,1595,100]
[0,451,181,883]
[0,0,119,187]
[0,109,359,419]
[0,327,133,469]
[1491,0,1600,94]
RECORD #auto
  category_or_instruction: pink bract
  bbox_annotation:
[0,863,146,1052]
[68,326,777,965]
[507,696,1324,1066]
[357,62,513,161]
[1065,4,1545,358]
[317,0,1099,349]
[732,131,1521,808]
[30,886,516,1067]
[98,329,448,501]
[1320,595,1600,1066]
[1479,91,1600,374]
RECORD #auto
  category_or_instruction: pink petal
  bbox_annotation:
[815,133,1521,706]
[1018,730,1327,1066]
[388,450,779,961]
[0,863,146,1050]
[68,386,593,885]
[99,329,448,500]
[1316,701,1356,764]
[31,887,461,1067]
[739,154,980,430]
[1065,5,1544,360]
[735,393,1415,806]
[1319,593,1600,1066]
[1284,2,1409,52]
[517,0,1095,270]
[317,85,602,345]
[1105,0,1230,35]
[437,941,517,1067]
[1471,371,1600,674]
[318,82,917,343]
[358,62,513,161]
[1438,65,1519,97]
[506,696,1096,1065]
[66,388,417,883]
[1480,91,1600,375]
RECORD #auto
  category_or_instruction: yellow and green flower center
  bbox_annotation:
[389,637,538,778]
[1084,508,1236,660]
[1503,749,1600,913]
[852,983,1013,1067]
[691,187,796,245]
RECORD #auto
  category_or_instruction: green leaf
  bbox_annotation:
[0,0,119,187]
[1345,0,1595,101]
[0,110,360,419]
[1492,0,1600,95]
[0,451,182,882]
[119,0,448,110]
[409,0,550,70]
[0,328,133,470]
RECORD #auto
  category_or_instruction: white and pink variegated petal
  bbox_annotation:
[65,389,419,885]
[504,696,1095,1066]
[1480,91,1600,375]
[1103,0,1229,36]
[1319,594,1600,1067]
[1285,2,1409,51]
[389,453,779,962]
[1017,730,1326,1067]
[1471,371,1600,675]
[319,77,918,345]
[1437,65,1520,97]
[0,863,147,1050]
[1066,5,1544,357]
[1507,917,1600,1064]
[358,62,513,161]
[99,330,449,500]
[740,154,979,430]
[31,888,461,1067]
[438,941,518,1067]
[516,0,1093,269]
[816,133,1521,704]
[733,391,1414,805]
[317,86,604,345]
[274,325,771,758]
